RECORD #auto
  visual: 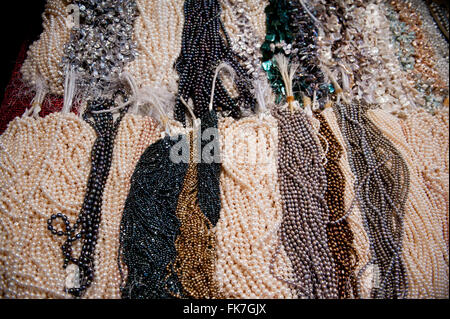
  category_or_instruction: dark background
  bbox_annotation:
[0,1,46,104]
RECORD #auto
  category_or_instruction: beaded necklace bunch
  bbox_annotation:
[315,112,358,298]
[21,0,72,96]
[272,105,338,299]
[124,0,184,92]
[63,0,138,98]
[169,122,222,299]
[88,115,161,298]
[367,108,448,298]
[333,101,409,299]
[261,0,360,299]
[287,1,358,298]
[174,0,255,124]
[221,0,267,80]
[47,94,129,297]
[306,0,412,298]
[387,0,449,113]
[261,0,331,106]
[119,132,188,298]
[0,113,95,298]
[45,0,139,298]
[1,0,448,300]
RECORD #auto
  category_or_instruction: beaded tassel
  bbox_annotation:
[119,134,188,299]
[261,0,331,106]
[198,110,221,226]
[333,101,409,299]
[169,127,222,299]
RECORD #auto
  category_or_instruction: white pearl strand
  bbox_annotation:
[368,109,449,298]
[21,0,72,96]
[125,0,184,93]
[0,116,46,298]
[215,115,294,299]
[322,108,373,299]
[0,113,95,298]
[401,110,449,249]
[85,115,161,299]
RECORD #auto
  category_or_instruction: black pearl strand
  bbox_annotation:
[174,0,256,125]
[47,91,129,297]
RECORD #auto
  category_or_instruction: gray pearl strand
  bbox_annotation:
[333,101,409,299]
[62,0,138,98]
[273,107,338,299]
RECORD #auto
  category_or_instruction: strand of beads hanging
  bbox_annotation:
[261,0,292,103]
[119,134,189,299]
[315,111,358,298]
[169,129,222,299]
[63,0,138,97]
[333,101,410,299]
[198,110,221,226]
[272,106,338,299]
[174,0,256,125]
[261,0,332,106]
[47,91,129,297]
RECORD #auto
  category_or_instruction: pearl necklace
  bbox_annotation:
[215,114,294,299]
[367,108,449,298]
[85,114,161,298]
[170,129,222,299]
[125,0,184,93]
[315,111,358,298]
[119,134,189,298]
[21,0,72,95]
[334,101,409,299]
[0,113,95,298]
[322,108,373,298]
[273,107,338,299]
[401,110,449,249]
[174,0,256,124]
[47,94,129,297]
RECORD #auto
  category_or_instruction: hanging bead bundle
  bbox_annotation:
[174,0,256,124]
[0,0,448,299]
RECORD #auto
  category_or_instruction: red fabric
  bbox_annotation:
[0,42,64,135]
